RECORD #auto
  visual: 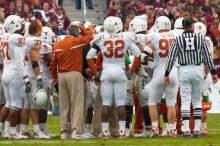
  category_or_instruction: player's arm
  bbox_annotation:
[202,38,216,75]
[86,44,100,75]
[128,43,141,72]
[165,38,179,77]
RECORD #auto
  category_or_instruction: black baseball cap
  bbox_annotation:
[182,17,196,29]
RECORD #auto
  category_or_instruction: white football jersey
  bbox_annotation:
[92,32,140,68]
[1,33,26,76]
[39,42,52,74]
[24,36,43,79]
[205,36,213,57]
[147,31,175,69]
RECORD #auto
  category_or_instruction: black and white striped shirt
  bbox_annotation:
[165,30,216,76]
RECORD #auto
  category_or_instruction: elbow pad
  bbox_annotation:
[32,61,39,69]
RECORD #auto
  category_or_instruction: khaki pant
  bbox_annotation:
[92,84,119,136]
[58,71,84,134]
[83,79,90,123]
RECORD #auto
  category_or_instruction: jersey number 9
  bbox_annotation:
[159,39,173,58]
[103,40,125,58]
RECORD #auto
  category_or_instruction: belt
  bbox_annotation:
[180,64,201,66]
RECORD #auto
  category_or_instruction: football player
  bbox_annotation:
[0,24,6,111]
[38,26,56,137]
[87,16,141,138]
[128,17,153,137]
[22,20,50,139]
[194,22,214,135]
[145,16,178,137]
[0,15,31,138]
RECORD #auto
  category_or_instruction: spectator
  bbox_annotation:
[107,1,121,16]
[5,1,16,17]
[16,0,23,13]
[50,24,93,139]
[22,3,30,19]
[51,19,66,36]
[26,11,36,22]
[51,6,70,30]
[50,0,58,13]
[145,5,155,30]
[31,0,42,14]
[75,0,94,10]
[0,9,5,24]
[41,2,54,21]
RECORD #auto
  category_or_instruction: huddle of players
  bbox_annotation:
[86,15,213,138]
[0,15,56,139]
[0,14,213,139]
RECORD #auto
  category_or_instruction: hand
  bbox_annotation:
[212,74,218,84]
[164,76,169,86]
[25,81,32,93]
[37,78,43,89]
[50,79,58,87]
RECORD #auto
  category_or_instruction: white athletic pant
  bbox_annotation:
[100,66,127,107]
[178,65,204,118]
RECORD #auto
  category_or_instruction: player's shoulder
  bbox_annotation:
[1,33,10,41]
[9,33,25,46]
[121,32,136,42]
[25,36,43,48]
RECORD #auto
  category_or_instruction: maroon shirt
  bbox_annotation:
[51,15,70,30]
[214,57,220,78]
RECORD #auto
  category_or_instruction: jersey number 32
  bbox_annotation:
[103,40,124,58]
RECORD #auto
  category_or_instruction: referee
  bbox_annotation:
[164,17,218,138]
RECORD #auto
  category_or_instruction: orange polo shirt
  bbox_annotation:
[51,26,93,79]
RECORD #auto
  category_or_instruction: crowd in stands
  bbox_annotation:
[107,0,220,53]
[0,0,70,35]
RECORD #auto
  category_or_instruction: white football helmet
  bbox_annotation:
[0,24,5,36]
[155,16,171,31]
[129,18,147,34]
[4,15,23,33]
[174,17,184,29]
[41,26,56,45]
[94,25,104,33]
[103,16,123,34]
[70,21,81,25]
[32,88,48,107]
[194,22,207,37]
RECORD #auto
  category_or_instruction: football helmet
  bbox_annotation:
[174,17,184,29]
[70,21,81,25]
[32,88,48,107]
[103,16,123,34]
[194,22,206,37]
[129,18,147,34]
[41,26,56,45]
[4,15,23,33]
[155,16,171,31]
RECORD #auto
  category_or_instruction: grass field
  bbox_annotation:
[0,114,220,146]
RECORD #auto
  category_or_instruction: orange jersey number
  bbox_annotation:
[159,39,173,58]
[1,42,10,60]
[103,40,125,58]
